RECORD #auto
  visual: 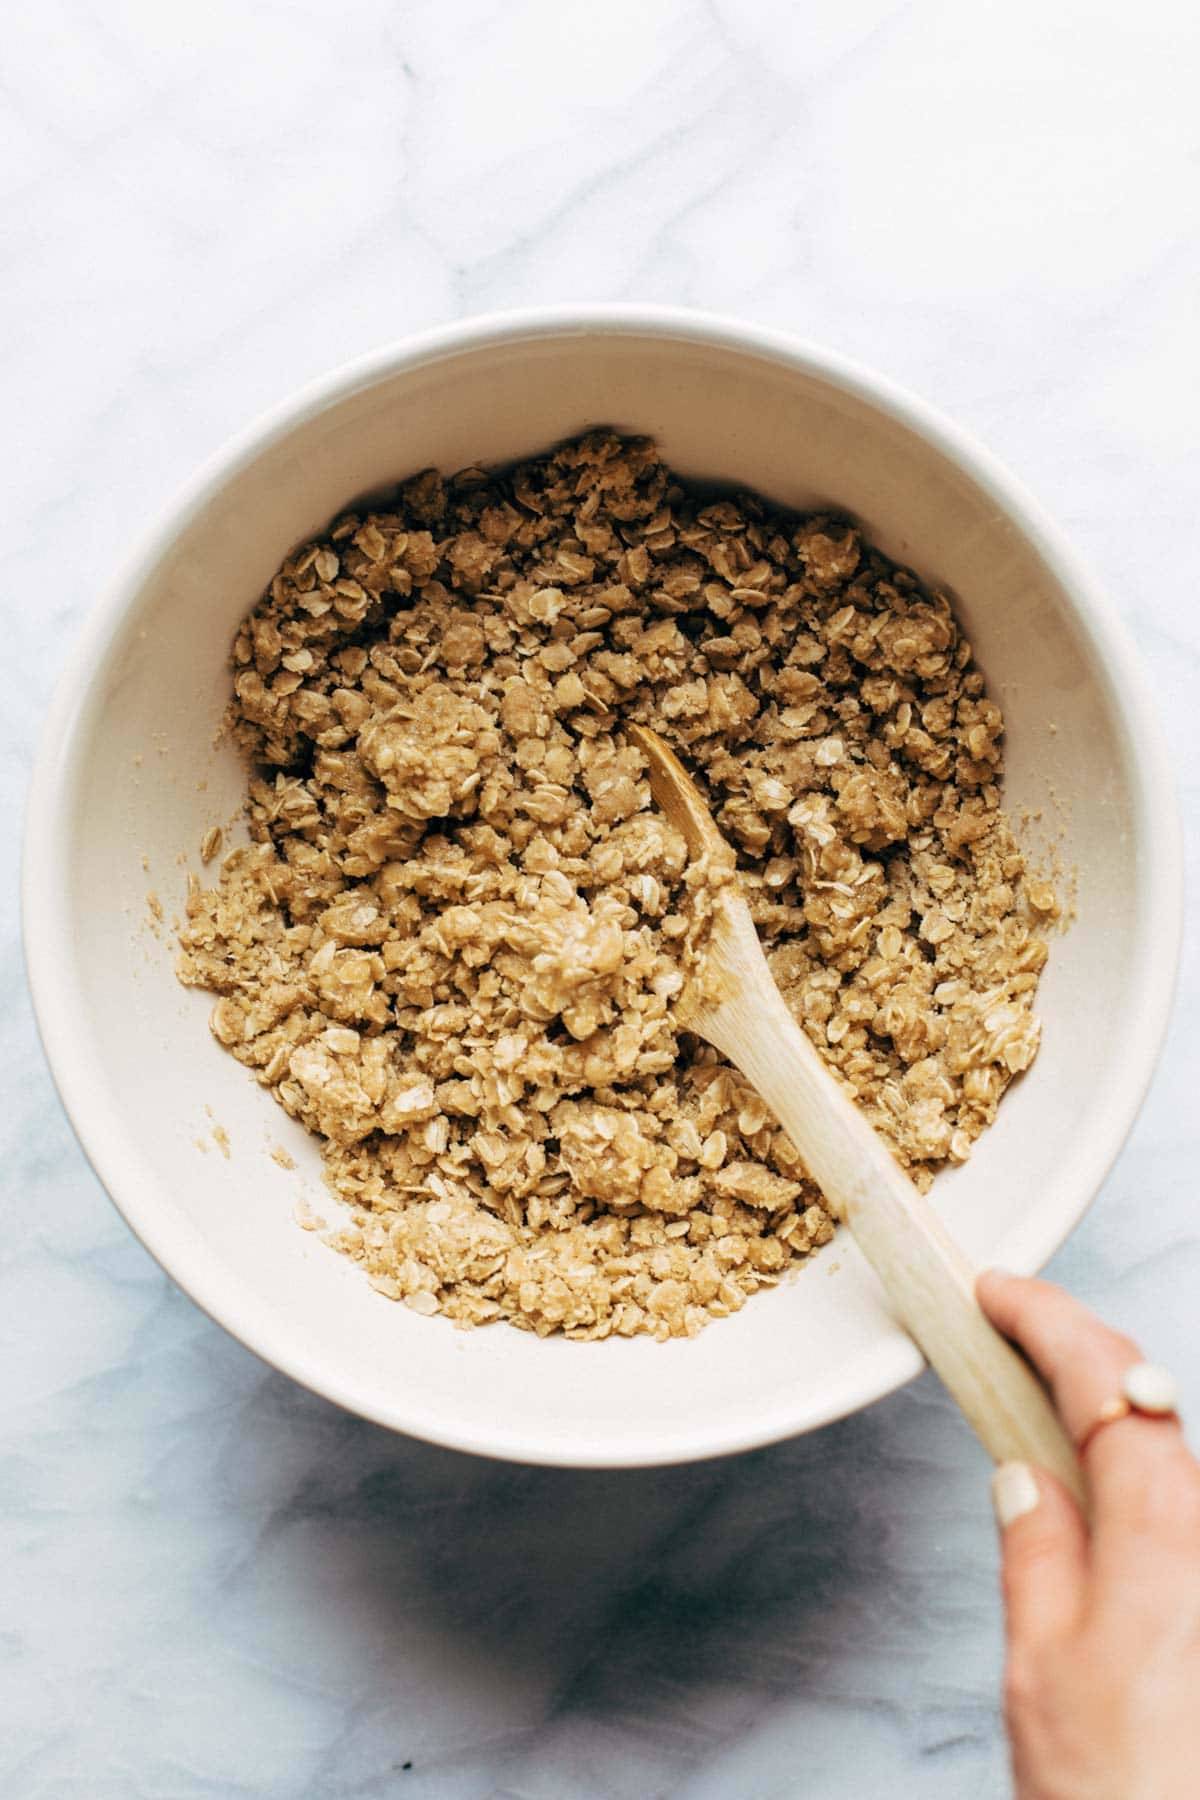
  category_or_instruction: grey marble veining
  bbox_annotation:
[3,1,1198,1794]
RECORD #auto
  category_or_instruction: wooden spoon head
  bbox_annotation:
[627,724,737,874]
[627,724,758,1023]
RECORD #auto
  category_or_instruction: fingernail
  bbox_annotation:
[992,1461,1040,1528]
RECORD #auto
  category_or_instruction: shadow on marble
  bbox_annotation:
[199,1352,999,1727]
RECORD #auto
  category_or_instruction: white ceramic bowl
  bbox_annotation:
[24,307,1182,1466]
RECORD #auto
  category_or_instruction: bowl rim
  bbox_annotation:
[22,303,1184,1466]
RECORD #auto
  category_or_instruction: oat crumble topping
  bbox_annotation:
[176,433,1053,1341]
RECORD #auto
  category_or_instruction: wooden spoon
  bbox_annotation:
[630,724,1085,1507]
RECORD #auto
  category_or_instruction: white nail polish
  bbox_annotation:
[992,1461,1040,1528]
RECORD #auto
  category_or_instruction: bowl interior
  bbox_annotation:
[29,319,1172,1464]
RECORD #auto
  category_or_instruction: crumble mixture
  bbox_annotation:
[176,433,1055,1340]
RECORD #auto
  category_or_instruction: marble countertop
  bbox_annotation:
[3,2,1198,1794]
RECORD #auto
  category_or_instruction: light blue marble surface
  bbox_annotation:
[3,2,1198,1794]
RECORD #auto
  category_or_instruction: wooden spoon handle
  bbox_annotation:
[700,924,1087,1507]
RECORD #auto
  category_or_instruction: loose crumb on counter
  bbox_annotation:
[176,432,1053,1341]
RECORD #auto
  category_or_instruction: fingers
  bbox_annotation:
[978,1270,1195,1568]
[977,1270,1145,1443]
[992,1461,1089,1648]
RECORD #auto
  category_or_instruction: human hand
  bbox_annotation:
[977,1271,1200,1800]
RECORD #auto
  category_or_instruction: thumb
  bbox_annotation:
[992,1462,1089,1649]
